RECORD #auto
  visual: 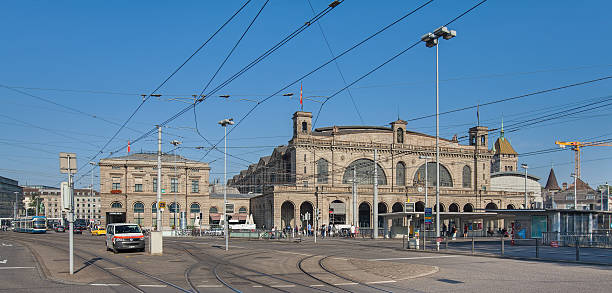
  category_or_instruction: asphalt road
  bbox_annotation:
[1,231,611,292]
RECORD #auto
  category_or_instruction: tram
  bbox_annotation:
[13,216,47,233]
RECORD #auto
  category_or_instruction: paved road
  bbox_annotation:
[2,231,612,292]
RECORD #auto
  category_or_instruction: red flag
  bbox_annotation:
[300,82,303,105]
[127,141,131,154]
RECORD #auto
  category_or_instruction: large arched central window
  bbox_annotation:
[396,162,406,186]
[317,158,329,184]
[462,165,472,188]
[413,162,453,187]
[342,159,387,185]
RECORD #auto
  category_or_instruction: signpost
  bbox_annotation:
[59,152,76,275]
[424,207,433,224]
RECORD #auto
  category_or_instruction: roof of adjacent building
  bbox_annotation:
[568,177,594,192]
[544,168,561,190]
[491,171,540,181]
[101,153,206,164]
[492,136,517,155]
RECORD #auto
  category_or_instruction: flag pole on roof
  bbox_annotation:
[127,141,131,154]
[300,81,303,111]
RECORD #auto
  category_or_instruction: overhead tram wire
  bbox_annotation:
[192,0,269,164]
[108,0,346,159]
[312,0,489,127]
[306,0,364,124]
[197,0,436,161]
[69,1,253,184]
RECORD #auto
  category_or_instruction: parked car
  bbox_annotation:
[73,226,85,234]
[54,226,65,232]
[106,223,145,253]
[91,227,106,236]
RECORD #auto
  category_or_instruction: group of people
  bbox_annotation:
[270,224,358,239]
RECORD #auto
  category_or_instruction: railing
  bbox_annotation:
[542,232,612,248]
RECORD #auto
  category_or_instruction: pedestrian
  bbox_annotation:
[307,223,312,236]
[463,224,468,237]
[451,225,457,240]
[442,223,447,236]
[350,224,355,238]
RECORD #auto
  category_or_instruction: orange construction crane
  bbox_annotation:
[555,141,612,178]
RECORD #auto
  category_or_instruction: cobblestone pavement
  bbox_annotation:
[2,231,612,292]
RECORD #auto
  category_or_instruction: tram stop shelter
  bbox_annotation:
[378,209,612,240]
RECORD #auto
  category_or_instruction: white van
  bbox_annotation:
[106,223,145,253]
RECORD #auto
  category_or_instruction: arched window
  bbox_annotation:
[133,202,144,213]
[151,202,157,213]
[396,128,404,143]
[190,203,200,214]
[169,202,180,213]
[342,159,387,185]
[449,203,459,212]
[462,165,471,188]
[396,162,406,186]
[239,207,247,214]
[209,206,218,214]
[317,158,329,184]
[413,162,453,187]
[111,201,122,209]
[463,203,474,212]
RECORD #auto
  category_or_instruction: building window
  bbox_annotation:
[190,203,200,214]
[342,159,387,185]
[112,177,121,190]
[302,121,307,133]
[304,154,307,162]
[133,202,144,225]
[134,184,143,192]
[192,180,199,193]
[153,178,158,192]
[111,201,123,209]
[462,165,471,188]
[209,206,218,214]
[304,166,307,174]
[112,166,121,169]
[239,207,247,214]
[171,178,179,193]
[396,162,406,186]
[397,128,404,143]
[317,159,329,184]
[413,162,453,187]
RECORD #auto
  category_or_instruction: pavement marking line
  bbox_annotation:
[90,284,121,286]
[138,285,167,288]
[371,255,461,261]
[252,285,263,288]
[332,257,349,260]
[196,285,223,288]
[276,251,312,256]
[334,282,358,286]
[0,266,35,270]
[271,285,296,288]
[367,280,397,284]
[104,267,125,270]
[310,284,325,287]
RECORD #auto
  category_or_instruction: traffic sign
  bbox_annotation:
[159,201,166,208]
[161,189,166,194]
[424,207,433,224]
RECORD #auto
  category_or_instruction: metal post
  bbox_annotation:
[471,237,475,255]
[524,165,528,209]
[156,126,163,231]
[575,239,580,261]
[373,149,379,239]
[13,192,18,219]
[501,235,504,256]
[424,156,428,249]
[223,125,228,251]
[435,39,441,251]
[574,174,577,209]
[535,238,539,258]
[68,157,74,275]
[314,187,318,244]
[352,168,357,228]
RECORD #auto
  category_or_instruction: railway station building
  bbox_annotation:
[231,111,536,231]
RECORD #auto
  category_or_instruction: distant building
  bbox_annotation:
[98,153,252,230]
[0,176,23,218]
[22,185,101,222]
[543,168,604,210]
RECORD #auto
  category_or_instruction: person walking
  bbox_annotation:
[451,225,457,240]
[350,224,356,238]
[463,224,468,238]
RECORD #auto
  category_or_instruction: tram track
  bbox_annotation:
[5,233,191,292]
[318,255,394,293]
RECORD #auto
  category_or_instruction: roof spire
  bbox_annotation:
[500,114,504,139]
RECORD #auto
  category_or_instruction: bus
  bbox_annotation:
[13,216,47,233]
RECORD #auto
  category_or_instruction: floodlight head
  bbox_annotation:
[170,140,182,146]
[521,163,528,169]
[219,95,230,98]
[443,29,457,40]
[421,32,436,42]
[218,118,235,126]
[425,39,438,48]
[433,26,450,37]
[283,93,294,97]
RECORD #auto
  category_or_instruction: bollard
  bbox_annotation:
[535,238,539,258]
[576,239,580,261]
[501,236,504,256]
[471,237,475,255]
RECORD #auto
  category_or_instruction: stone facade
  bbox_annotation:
[233,111,531,229]
[99,153,251,230]
[23,186,101,221]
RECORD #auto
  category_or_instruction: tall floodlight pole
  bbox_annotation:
[59,152,77,275]
[219,118,234,251]
[89,162,96,223]
[170,140,181,231]
[607,182,610,211]
[13,192,18,219]
[373,149,379,239]
[571,173,577,209]
[422,26,456,251]
[352,167,357,228]
[156,126,163,231]
[521,164,528,209]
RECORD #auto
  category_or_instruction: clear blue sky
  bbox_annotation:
[1,0,611,189]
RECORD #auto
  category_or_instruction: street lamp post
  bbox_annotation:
[571,173,577,209]
[421,26,456,251]
[521,163,528,209]
[170,140,181,232]
[13,191,19,219]
[89,162,96,224]
[218,118,235,251]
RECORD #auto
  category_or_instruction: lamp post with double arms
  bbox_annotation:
[218,118,234,251]
[421,26,456,251]
[521,163,528,209]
